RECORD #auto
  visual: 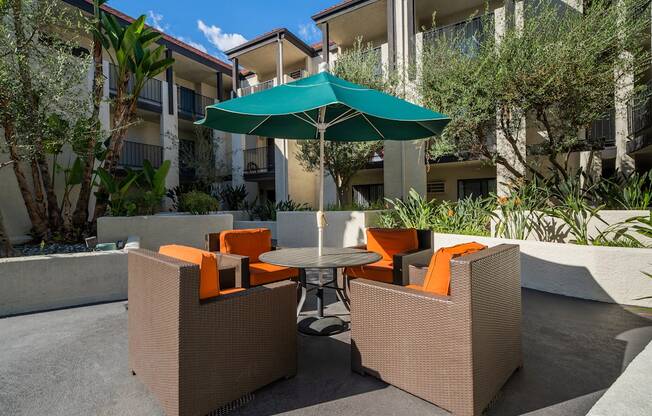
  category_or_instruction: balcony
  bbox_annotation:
[422,13,494,56]
[177,87,215,121]
[589,109,616,148]
[287,69,309,81]
[118,140,163,169]
[109,64,162,112]
[244,146,275,175]
[240,78,276,97]
[628,81,652,137]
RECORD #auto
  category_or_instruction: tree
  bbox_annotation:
[419,0,650,181]
[0,161,15,257]
[295,39,398,206]
[92,13,174,221]
[0,0,93,240]
[71,0,107,233]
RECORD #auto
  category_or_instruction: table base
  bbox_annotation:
[298,316,348,336]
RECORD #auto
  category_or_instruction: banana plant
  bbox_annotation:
[95,168,141,217]
[137,160,171,215]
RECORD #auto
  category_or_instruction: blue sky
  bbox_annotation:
[110,0,335,61]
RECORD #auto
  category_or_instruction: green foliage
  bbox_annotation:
[419,0,650,178]
[132,160,171,215]
[246,199,311,221]
[218,184,248,210]
[378,189,491,235]
[596,170,652,209]
[95,168,140,217]
[178,191,219,215]
[492,179,548,240]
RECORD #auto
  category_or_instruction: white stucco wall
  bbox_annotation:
[98,214,233,250]
[433,233,652,307]
[0,250,129,317]
[234,220,277,240]
[276,211,381,248]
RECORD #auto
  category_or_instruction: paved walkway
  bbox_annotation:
[1,289,651,416]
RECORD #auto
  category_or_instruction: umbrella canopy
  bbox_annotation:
[196,71,450,256]
[196,71,449,141]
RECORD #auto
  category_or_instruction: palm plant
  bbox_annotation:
[93,14,174,220]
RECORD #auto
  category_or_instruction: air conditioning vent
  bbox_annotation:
[427,181,445,193]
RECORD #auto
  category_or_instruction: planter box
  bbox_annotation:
[98,214,233,250]
[276,211,381,248]
[491,210,651,245]
[0,250,129,317]
[433,233,652,307]
[234,220,277,240]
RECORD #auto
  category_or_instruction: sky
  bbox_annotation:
[109,0,335,62]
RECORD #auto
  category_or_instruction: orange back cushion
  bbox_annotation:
[159,245,220,300]
[366,228,419,261]
[219,228,271,263]
[422,242,487,296]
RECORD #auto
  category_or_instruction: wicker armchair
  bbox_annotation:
[344,228,433,286]
[128,249,297,416]
[350,244,521,416]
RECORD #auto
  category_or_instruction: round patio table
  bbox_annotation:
[259,247,381,336]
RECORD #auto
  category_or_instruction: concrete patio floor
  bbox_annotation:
[1,288,651,416]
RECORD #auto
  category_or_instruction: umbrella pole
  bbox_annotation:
[317,125,325,257]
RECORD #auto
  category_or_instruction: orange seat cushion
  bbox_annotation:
[345,259,394,284]
[422,242,487,296]
[366,228,418,261]
[220,228,271,263]
[159,245,221,300]
[249,262,298,286]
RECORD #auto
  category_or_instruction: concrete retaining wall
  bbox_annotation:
[234,220,277,240]
[277,211,381,248]
[98,214,233,250]
[0,251,128,317]
[433,233,652,307]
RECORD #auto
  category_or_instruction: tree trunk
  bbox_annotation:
[72,3,104,234]
[0,208,14,258]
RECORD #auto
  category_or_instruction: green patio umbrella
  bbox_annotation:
[196,71,450,255]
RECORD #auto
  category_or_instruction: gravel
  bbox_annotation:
[13,243,92,257]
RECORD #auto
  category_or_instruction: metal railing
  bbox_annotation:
[109,64,162,106]
[118,140,163,168]
[628,81,652,136]
[287,69,309,80]
[243,146,275,173]
[589,108,616,148]
[422,13,494,56]
[177,86,214,119]
[240,79,276,96]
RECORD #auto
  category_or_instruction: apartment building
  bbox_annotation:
[1,0,235,240]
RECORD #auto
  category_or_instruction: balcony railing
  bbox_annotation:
[287,69,309,81]
[422,13,494,56]
[118,140,163,168]
[177,86,214,120]
[243,146,275,174]
[109,64,162,107]
[240,79,276,96]
[628,81,652,136]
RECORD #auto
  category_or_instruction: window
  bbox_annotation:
[352,184,384,207]
[457,178,496,199]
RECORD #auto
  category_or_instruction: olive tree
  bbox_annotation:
[295,39,398,206]
[419,0,650,180]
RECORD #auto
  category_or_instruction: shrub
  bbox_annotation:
[217,184,248,210]
[178,191,219,215]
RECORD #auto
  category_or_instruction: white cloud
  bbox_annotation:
[197,20,247,52]
[176,36,208,53]
[298,22,320,44]
[147,10,167,32]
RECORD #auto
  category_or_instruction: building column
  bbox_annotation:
[216,72,224,102]
[231,58,240,98]
[275,34,290,201]
[320,22,330,68]
[614,54,635,176]
[495,1,527,196]
[383,0,426,199]
[161,61,179,207]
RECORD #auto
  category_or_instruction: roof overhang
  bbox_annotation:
[312,0,380,24]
